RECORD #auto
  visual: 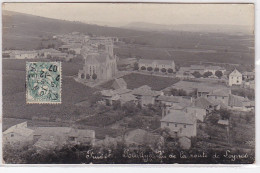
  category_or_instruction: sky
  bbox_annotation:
[2,3,254,27]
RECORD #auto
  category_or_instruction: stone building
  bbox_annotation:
[229,69,242,86]
[78,37,117,81]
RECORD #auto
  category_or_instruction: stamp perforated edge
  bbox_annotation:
[26,61,62,104]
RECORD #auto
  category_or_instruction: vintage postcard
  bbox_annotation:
[1,3,255,164]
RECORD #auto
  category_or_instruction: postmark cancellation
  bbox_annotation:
[26,62,62,104]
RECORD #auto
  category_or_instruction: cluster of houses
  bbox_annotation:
[3,122,95,150]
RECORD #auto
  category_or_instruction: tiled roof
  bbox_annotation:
[208,88,230,97]
[242,71,255,76]
[132,85,161,96]
[125,129,161,145]
[119,93,137,103]
[229,69,242,77]
[160,110,195,125]
[139,59,174,65]
[113,78,127,88]
[157,95,181,103]
[3,122,34,137]
[193,97,213,109]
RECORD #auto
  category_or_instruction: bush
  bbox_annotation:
[215,70,223,78]
[92,73,97,80]
[147,67,153,71]
[192,71,202,78]
[154,68,159,72]
[140,66,146,70]
[203,71,213,78]
[170,88,187,96]
[161,68,166,73]
[167,68,174,73]
[134,62,139,70]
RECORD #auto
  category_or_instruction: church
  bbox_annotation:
[78,37,117,81]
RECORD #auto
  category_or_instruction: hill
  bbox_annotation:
[2,10,255,65]
[123,22,253,35]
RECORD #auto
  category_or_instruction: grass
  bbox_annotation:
[2,59,97,122]
[101,73,179,91]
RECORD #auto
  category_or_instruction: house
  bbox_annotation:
[112,78,127,90]
[101,88,131,105]
[206,88,231,106]
[9,50,38,59]
[205,65,226,75]
[160,110,197,138]
[3,122,34,146]
[185,106,207,122]
[229,69,242,86]
[32,127,95,150]
[193,97,217,113]
[119,93,138,105]
[218,119,229,126]
[124,129,163,147]
[138,59,175,73]
[38,48,61,58]
[156,95,181,107]
[228,94,255,112]
[242,71,255,81]
[132,85,162,106]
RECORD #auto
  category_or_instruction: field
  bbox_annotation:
[2,59,96,121]
[101,73,180,91]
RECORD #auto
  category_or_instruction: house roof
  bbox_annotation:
[119,93,137,103]
[229,69,242,77]
[208,88,230,97]
[139,59,174,65]
[157,95,181,103]
[205,66,225,71]
[33,127,72,136]
[218,119,229,126]
[3,122,34,137]
[113,78,127,89]
[101,88,131,97]
[132,85,161,96]
[161,110,195,125]
[228,94,244,107]
[193,97,213,109]
[242,71,255,76]
[228,94,254,108]
[124,129,161,145]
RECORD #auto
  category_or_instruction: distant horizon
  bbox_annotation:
[3,3,254,29]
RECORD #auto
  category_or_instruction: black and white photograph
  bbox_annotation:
[1,2,256,164]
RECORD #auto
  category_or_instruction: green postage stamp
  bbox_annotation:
[26,62,62,104]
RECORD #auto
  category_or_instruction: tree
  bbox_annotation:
[140,66,146,70]
[86,74,90,79]
[161,68,166,73]
[112,100,121,110]
[92,73,97,80]
[81,74,85,79]
[203,71,213,78]
[133,62,139,70]
[192,71,202,78]
[167,68,174,73]
[154,68,159,72]
[89,92,102,105]
[219,109,231,120]
[215,70,223,79]
[147,67,153,71]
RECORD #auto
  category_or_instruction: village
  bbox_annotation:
[2,32,255,161]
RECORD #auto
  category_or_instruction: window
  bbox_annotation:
[184,125,186,128]
[215,96,217,99]
[222,96,225,99]
[11,134,14,137]
[167,123,169,126]
[175,124,177,127]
